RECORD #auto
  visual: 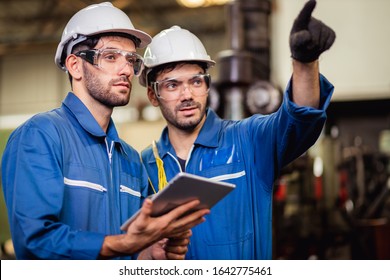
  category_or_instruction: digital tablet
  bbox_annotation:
[120,172,236,231]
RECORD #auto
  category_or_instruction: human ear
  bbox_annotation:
[65,54,82,80]
[147,87,159,107]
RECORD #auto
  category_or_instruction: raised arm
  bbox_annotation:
[289,0,335,108]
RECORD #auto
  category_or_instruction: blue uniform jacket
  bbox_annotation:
[141,75,334,259]
[1,92,148,259]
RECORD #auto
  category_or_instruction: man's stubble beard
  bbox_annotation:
[160,99,206,132]
[83,63,131,108]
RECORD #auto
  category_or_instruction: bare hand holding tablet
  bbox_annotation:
[121,172,236,231]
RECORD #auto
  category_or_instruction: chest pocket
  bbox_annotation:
[198,145,241,171]
[62,164,106,232]
[119,172,143,225]
[193,147,254,247]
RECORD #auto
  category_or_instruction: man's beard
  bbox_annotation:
[83,63,131,107]
[160,100,206,131]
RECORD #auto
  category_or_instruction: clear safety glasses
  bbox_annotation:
[151,73,211,101]
[75,48,144,76]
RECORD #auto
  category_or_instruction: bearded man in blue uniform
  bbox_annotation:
[139,0,336,259]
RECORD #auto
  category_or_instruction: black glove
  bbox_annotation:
[289,0,336,63]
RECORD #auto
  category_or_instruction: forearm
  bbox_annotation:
[99,234,145,259]
[291,59,320,108]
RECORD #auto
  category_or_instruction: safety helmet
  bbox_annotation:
[139,25,215,86]
[55,2,152,71]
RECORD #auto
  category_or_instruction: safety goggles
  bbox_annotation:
[151,73,211,101]
[75,48,144,76]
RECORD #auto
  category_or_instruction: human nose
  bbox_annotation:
[179,83,193,99]
[117,60,133,77]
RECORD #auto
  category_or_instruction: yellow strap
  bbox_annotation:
[152,140,168,191]
[140,151,157,194]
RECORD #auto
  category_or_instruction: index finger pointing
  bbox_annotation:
[294,0,317,31]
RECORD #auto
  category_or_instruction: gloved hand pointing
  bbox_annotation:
[289,0,336,63]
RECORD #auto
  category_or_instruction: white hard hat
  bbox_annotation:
[55,2,152,71]
[139,25,215,86]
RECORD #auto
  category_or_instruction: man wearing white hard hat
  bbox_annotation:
[1,2,209,260]
[140,0,335,259]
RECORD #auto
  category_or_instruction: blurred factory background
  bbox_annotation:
[0,0,389,260]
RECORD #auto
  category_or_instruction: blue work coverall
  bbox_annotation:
[141,75,334,259]
[1,92,148,259]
